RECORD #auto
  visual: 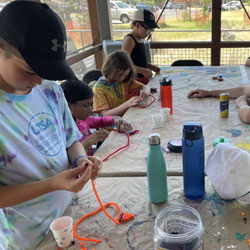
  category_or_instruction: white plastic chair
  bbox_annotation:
[102,39,152,63]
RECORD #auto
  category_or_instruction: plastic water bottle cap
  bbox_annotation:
[213,136,230,147]
[220,136,225,142]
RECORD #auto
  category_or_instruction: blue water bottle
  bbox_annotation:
[147,133,168,203]
[182,122,205,199]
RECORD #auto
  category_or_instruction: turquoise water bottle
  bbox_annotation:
[147,133,168,203]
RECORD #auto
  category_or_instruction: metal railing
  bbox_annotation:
[66,28,250,77]
[67,28,250,49]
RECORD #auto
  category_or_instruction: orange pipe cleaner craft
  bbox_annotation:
[73,130,139,245]
[73,94,155,247]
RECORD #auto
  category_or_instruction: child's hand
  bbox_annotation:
[87,155,103,180]
[89,129,110,144]
[187,89,210,98]
[51,163,92,193]
[141,68,153,79]
[151,65,161,73]
[235,95,248,108]
[114,117,132,131]
[126,96,142,107]
[139,87,150,101]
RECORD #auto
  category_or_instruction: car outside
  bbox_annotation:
[135,3,160,12]
[222,6,228,11]
[222,1,242,10]
[110,1,136,23]
[165,3,175,9]
[165,3,187,9]
[136,2,148,9]
[151,6,160,12]
[174,3,187,9]
[207,4,228,12]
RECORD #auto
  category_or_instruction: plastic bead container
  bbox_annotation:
[154,205,204,250]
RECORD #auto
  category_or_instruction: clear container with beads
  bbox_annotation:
[154,205,204,250]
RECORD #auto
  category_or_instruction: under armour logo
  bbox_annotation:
[51,39,67,53]
[149,14,155,21]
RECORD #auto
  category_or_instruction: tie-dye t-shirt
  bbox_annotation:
[0,80,81,250]
[93,78,142,113]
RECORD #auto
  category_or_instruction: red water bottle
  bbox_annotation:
[160,76,173,114]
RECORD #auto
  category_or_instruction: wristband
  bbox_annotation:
[72,155,87,168]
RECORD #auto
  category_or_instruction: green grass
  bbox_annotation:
[111,8,250,65]
[112,8,250,42]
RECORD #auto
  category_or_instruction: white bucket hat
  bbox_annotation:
[205,143,250,200]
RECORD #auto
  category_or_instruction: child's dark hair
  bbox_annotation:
[102,50,135,83]
[60,79,93,104]
[131,20,145,29]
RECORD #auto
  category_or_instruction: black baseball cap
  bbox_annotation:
[133,8,159,29]
[0,0,77,80]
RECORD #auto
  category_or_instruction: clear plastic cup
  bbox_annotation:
[160,107,171,122]
[151,114,163,129]
[50,216,73,248]
[154,205,204,250]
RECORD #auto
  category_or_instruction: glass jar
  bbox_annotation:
[154,205,204,250]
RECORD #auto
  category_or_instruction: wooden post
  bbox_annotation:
[211,0,221,66]
[87,0,103,69]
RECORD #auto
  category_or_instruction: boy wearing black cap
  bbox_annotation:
[0,1,102,249]
[122,8,161,83]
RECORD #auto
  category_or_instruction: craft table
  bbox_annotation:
[38,66,250,250]
[38,177,250,250]
[96,66,250,177]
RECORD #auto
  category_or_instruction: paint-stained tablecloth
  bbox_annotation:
[38,66,250,249]
[38,177,250,250]
[96,66,250,176]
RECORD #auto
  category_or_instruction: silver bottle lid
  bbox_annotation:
[148,133,161,145]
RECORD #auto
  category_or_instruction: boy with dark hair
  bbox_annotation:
[0,1,102,248]
[122,8,161,82]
